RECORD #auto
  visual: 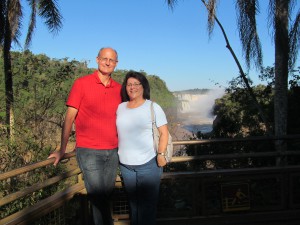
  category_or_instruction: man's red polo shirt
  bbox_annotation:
[66,71,122,149]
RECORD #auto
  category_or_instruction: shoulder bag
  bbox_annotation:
[150,101,173,163]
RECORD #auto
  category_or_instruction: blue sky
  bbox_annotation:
[14,0,299,91]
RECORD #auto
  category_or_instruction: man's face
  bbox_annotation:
[96,48,118,75]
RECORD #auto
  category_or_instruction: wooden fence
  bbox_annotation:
[1,135,300,225]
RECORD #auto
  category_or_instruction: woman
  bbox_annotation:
[116,71,169,225]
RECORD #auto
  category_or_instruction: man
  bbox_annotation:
[48,47,121,225]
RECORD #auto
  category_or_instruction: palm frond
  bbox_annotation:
[236,0,263,70]
[8,0,22,46]
[38,0,62,34]
[199,0,218,38]
[289,8,300,70]
[25,0,37,49]
[267,0,275,41]
[289,0,296,17]
[165,0,178,11]
[0,0,6,45]
[206,0,218,37]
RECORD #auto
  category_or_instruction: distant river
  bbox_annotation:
[183,124,213,134]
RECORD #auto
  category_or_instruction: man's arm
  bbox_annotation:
[48,106,78,166]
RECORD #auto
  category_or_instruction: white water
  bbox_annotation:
[179,88,225,133]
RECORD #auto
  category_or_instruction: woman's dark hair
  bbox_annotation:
[121,71,150,102]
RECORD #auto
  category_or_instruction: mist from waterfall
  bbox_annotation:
[180,88,225,133]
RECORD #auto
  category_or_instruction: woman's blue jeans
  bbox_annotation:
[76,147,118,225]
[120,157,163,225]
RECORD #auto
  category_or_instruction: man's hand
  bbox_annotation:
[48,151,64,166]
[48,106,77,166]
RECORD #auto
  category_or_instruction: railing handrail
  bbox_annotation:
[0,152,76,181]
[0,183,86,225]
[0,168,81,207]
[162,164,300,178]
[172,134,300,145]
[2,134,300,181]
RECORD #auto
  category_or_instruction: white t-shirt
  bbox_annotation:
[117,99,167,165]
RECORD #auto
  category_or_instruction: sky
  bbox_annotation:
[13,0,300,92]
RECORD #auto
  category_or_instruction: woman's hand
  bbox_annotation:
[156,124,169,167]
[157,154,167,167]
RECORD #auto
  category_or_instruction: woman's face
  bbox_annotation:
[126,77,144,101]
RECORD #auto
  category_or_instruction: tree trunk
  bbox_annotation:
[274,0,289,165]
[3,7,14,140]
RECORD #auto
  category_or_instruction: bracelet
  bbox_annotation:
[157,152,166,156]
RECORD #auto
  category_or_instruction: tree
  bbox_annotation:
[166,0,300,137]
[0,0,62,138]
[212,82,273,138]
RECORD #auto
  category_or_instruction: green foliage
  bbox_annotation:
[111,69,126,84]
[0,50,87,220]
[210,66,300,138]
[0,141,67,219]
[147,74,176,108]
[2,51,87,153]
[290,66,300,88]
[212,83,273,138]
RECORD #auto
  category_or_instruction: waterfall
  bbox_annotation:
[174,88,225,133]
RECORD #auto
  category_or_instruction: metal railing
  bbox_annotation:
[1,134,300,225]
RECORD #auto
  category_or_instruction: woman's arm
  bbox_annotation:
[156,124,169,167]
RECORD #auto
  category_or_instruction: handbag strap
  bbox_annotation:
[150,101,156,126]
[151,101,159,152]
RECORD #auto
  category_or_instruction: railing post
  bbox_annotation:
[275,139,287,166]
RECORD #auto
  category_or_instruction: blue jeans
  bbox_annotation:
[120,157,163,225]
[76,147,118,225]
